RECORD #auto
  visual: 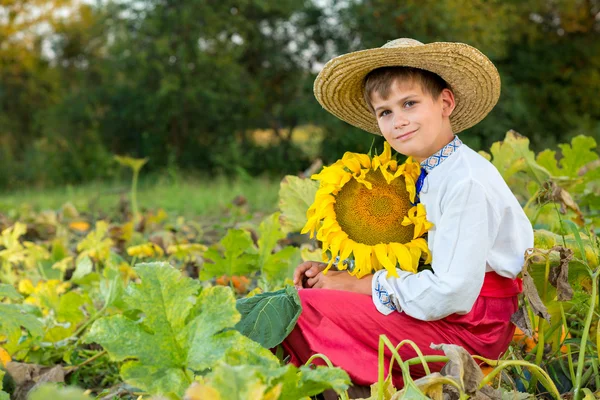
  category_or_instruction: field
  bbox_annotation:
[0,131,599,400]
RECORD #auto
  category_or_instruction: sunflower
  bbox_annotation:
[301,142,433,278]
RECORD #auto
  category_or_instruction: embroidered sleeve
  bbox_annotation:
[371,269,399,315]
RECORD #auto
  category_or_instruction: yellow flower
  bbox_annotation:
[301,142,433,278]
[126,243,165,258]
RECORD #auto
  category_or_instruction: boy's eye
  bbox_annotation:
[404,101,417,108]
[379,110,391,117]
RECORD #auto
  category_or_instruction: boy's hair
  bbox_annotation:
[363,67,450,112]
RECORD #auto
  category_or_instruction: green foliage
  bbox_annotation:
[202,229,259,280]
[188,362,351,400]
[256,213,300,282]
[537,136,598,178]
[202,213,299,283]
[235,286,302,348]
[85,262,281,397]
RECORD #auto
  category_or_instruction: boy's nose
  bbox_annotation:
[393,116,409,129]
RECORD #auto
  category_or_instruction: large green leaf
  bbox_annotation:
[85,262,276,396]
[235,286,302,348]
[201,229,258,279]
[486,131,551,184]
[278,175,319,234]
[85,263,198,395]
[537,135,598,178]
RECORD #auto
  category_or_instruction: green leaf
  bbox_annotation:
[277,365,351,399]
[120,362,191,398]
[114,155,148,172]
[235,286,302,348]
[46,291,94,343]
[222,335,281,369]
[28,384,91,400]
[85,263,271,396]
[537,135,598,178]
[185,286,243,371]
[188,363,271,400]
[536,150,561,176]
[256,212,301,282]
[257,213,287,267]
[487,131,551,184]
[201,229,258,279]
[558,135,598,177]
[0,283,21,300]
[85,262,200,395]
[278,175,319,234]
[262,246,301,283]
[563,220,587,265]
[71,255,93,282]
[0,303,43,341]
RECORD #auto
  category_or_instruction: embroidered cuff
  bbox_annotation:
[372,270,398,315]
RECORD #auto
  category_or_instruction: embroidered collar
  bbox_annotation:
[420,136,463,173]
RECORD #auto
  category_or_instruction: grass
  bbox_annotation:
[0,174,281,218]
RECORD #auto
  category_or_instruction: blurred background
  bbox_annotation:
[1,0,599,213]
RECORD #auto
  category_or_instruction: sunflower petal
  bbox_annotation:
[389,243,415,273]
[374,243,396,273]
[352,243,372,278]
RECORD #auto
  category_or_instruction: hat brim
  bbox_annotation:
[313,42,500,135]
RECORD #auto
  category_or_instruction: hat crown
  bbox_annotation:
[381,38,424,49]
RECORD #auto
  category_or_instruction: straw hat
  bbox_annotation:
[313,38,501,135]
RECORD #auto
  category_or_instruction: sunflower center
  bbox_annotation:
[334,169,414,245]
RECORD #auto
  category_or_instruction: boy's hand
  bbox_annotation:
[307,270,373,295]
[293,261,328,289]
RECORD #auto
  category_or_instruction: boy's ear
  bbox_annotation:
[440,88,456,118]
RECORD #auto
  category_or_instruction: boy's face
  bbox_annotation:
[370,78,455,162]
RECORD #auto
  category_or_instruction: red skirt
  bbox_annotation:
[281,272,521,388]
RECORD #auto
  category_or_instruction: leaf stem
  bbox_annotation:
[560,302,576,384]
[573,270,598,400]
[64,350,107,373]
[530,256,551,390]
[474,357,560,399]
[74,303,109,341]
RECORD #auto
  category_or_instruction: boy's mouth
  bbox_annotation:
[395,129,417,140]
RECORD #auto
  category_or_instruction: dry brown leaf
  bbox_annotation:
[548,246,574,301]
[510,307,534,338]
[431,344,483,395]
[520,250,551,323]
[5,362,65,400]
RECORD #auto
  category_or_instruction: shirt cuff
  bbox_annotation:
[372,269,399,315]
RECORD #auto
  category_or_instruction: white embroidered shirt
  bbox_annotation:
[371,136,534,321]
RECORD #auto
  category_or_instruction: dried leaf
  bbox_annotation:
[520,250,551,323]
[510,307,534,338]
[5,362,65,400]
[547,246,574,301]
[431,344,483,395]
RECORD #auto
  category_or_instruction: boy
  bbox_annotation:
[287,38,533,395]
